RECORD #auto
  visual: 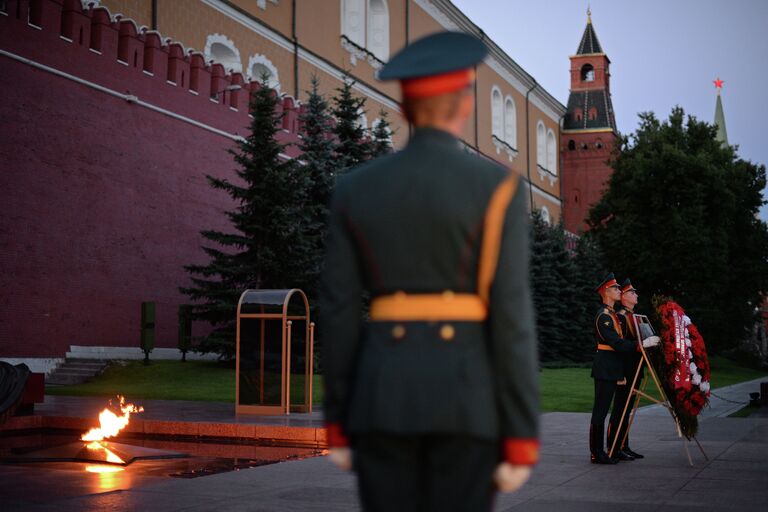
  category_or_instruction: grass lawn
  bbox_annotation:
[46,360,324,406]
[47,356,767,413]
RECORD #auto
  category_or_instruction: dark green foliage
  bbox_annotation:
[369,109,394,158]
[297,76,338,301]
[588,107,768,353]
[181,79,310,359]
[530,213,608,363]
[570,234,609,361]
[331,77,375,171]
[530,211,577,362]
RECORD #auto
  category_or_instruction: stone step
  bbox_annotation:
[51,368,99,376]
[46,374,92,385]
[61,363,108,371]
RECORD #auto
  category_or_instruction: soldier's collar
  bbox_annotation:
[409,127,461,148]
[602,303,615,312]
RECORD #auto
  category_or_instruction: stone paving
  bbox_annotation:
[1,378,766,511]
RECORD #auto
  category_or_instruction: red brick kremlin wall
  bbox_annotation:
[0,0,303,357]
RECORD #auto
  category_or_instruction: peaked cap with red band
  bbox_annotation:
[378,31,488,99]
[596,273,620,294]
[620,278,637,294]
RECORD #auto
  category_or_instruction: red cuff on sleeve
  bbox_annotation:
[325,423,349,448]
[502,438,539,465]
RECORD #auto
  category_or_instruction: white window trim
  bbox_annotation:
[204,33,243,74]
[503,94,517,149]
[340,0,386,70]
[247,54,280,91]
[490,86,517,162]
[366,0,390,61]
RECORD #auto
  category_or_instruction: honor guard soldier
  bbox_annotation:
[608,278,646,460]
[590,274,659,464]
[320,31,539,511]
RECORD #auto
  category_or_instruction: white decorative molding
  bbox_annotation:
[537,164,558,187]
[199,0,397,109]
[492,135,518,162]
[341,36,384,70]
[203,33,243,73]
[529,181,561,205]
[247,53,280,91]
[80,0,101,8]
[66,346,219,361]
[540,206,551,225]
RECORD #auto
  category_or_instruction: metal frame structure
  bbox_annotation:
[235,289,315,415]
[608,314,708,466]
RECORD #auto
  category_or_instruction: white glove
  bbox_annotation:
[328,447,352,471]
[642,335,660,348]
[493,463,532,493]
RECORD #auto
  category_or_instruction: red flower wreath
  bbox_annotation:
[655,299,711,426]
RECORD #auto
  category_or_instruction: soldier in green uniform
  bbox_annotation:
[590,274,659,464]
[320,31,539,511]
[608,278,646,460]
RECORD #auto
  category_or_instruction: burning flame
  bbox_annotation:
[85,464,124,474]
[81,395,144,443]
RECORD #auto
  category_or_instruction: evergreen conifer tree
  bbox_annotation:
[569,234,608,362]
[297,76,337,301]
[369,109,394,158]
[181,79,308,359]
[530,211,575,362]
[331,77,374,172]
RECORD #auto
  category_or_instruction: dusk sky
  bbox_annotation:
[452,0,768,221]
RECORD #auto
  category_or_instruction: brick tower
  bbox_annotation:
[561,9,618,234]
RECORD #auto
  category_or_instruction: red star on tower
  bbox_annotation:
[713,78,724,90]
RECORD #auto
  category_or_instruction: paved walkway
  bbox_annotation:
[2,379,766,511]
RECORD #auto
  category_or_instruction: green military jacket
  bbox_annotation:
[591,305,637,381]
[320,128,538,444]
[617,307,644,381]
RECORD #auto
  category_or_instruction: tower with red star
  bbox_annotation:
[713,78,729,146]
[561,9,618,234]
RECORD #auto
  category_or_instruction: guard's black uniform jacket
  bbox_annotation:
[616,307,644,381]
[320,128,538,453]
[592,305,637,381]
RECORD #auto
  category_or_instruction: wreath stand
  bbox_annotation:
[608,314,708,466]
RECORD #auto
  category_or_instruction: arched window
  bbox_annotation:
[491,87,503,138]
[504,96,517,148]
[568,139,576,151]
[204,34,242,73]
[588,107,598,121]
[247,54,280,91]
[546,129,557,176]
[536,121,546,169]
[574,107,583,122]
[367,0,389,61]
[581,63,594,82]
[341,0,365,47]
[342,0,389,61]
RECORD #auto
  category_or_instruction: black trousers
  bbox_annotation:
[353,433,498,512]
[590,379,617,426]
[609,375,641,447]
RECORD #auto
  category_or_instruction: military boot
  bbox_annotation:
[590,423,617,464]
[607,422,635,461]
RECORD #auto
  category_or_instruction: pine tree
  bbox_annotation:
[181,79,308,359]
[369,109,394,158]
[331,77,374,172]
[569,234,608,362]
[297,76,337,301]
[530,211,575,362]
